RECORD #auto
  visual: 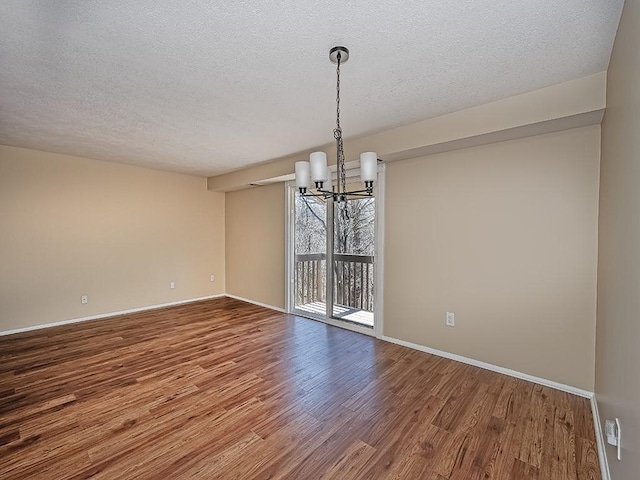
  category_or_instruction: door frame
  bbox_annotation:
[285,164,385,339]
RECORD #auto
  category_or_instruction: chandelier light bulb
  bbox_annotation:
[295,161,310,189]
[325,166,333,190]
[310,151,328,184]
[360,152,378,183]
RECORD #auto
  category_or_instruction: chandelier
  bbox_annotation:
[294,46,378,202]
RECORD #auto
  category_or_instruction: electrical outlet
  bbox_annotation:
[210,274,215,282]
[446,312,455,327]
[170,281,175,289]
[81,295,88,304]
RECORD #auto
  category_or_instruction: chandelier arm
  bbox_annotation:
[299,189,333,200]
[299,189,372,200]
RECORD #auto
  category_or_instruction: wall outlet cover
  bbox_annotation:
[605,419,618,446]
[446,312,455,327]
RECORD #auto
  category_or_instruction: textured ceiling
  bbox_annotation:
[0,1,624,176]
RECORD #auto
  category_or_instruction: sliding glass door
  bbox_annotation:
[289,185,376,332]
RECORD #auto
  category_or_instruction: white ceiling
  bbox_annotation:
[0,1,624,177]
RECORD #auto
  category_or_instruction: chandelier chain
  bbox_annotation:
[333,52,347,203]
[335,52,341,133]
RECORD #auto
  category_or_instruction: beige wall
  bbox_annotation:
[208,72,606,191]
[0,145,225,332]
[597,0,640,476]
[225,183,285,309]
[384,126,600,390]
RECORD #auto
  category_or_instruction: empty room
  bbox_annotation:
[1,1,638,479]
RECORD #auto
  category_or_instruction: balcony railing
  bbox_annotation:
[294,253,374,313]
[295,253,327,306]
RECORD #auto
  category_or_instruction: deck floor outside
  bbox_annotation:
[296,300,374,327]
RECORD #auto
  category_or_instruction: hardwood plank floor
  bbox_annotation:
[0,297,600,479]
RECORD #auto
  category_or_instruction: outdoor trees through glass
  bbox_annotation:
[294,191,375,327]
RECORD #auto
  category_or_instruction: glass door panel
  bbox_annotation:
[332,197,375,327]
[293,193,327,318]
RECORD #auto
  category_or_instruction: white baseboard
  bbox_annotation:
[224,294,286,313]
[0,294,226,336]
[590,394,611,480]
[380,335,594,399]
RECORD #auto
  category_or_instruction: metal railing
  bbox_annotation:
[295,253,374,312]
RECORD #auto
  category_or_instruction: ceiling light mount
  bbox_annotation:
[295,46,377,203]
[329,46,349,64]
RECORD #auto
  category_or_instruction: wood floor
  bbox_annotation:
[0,297,600,479]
